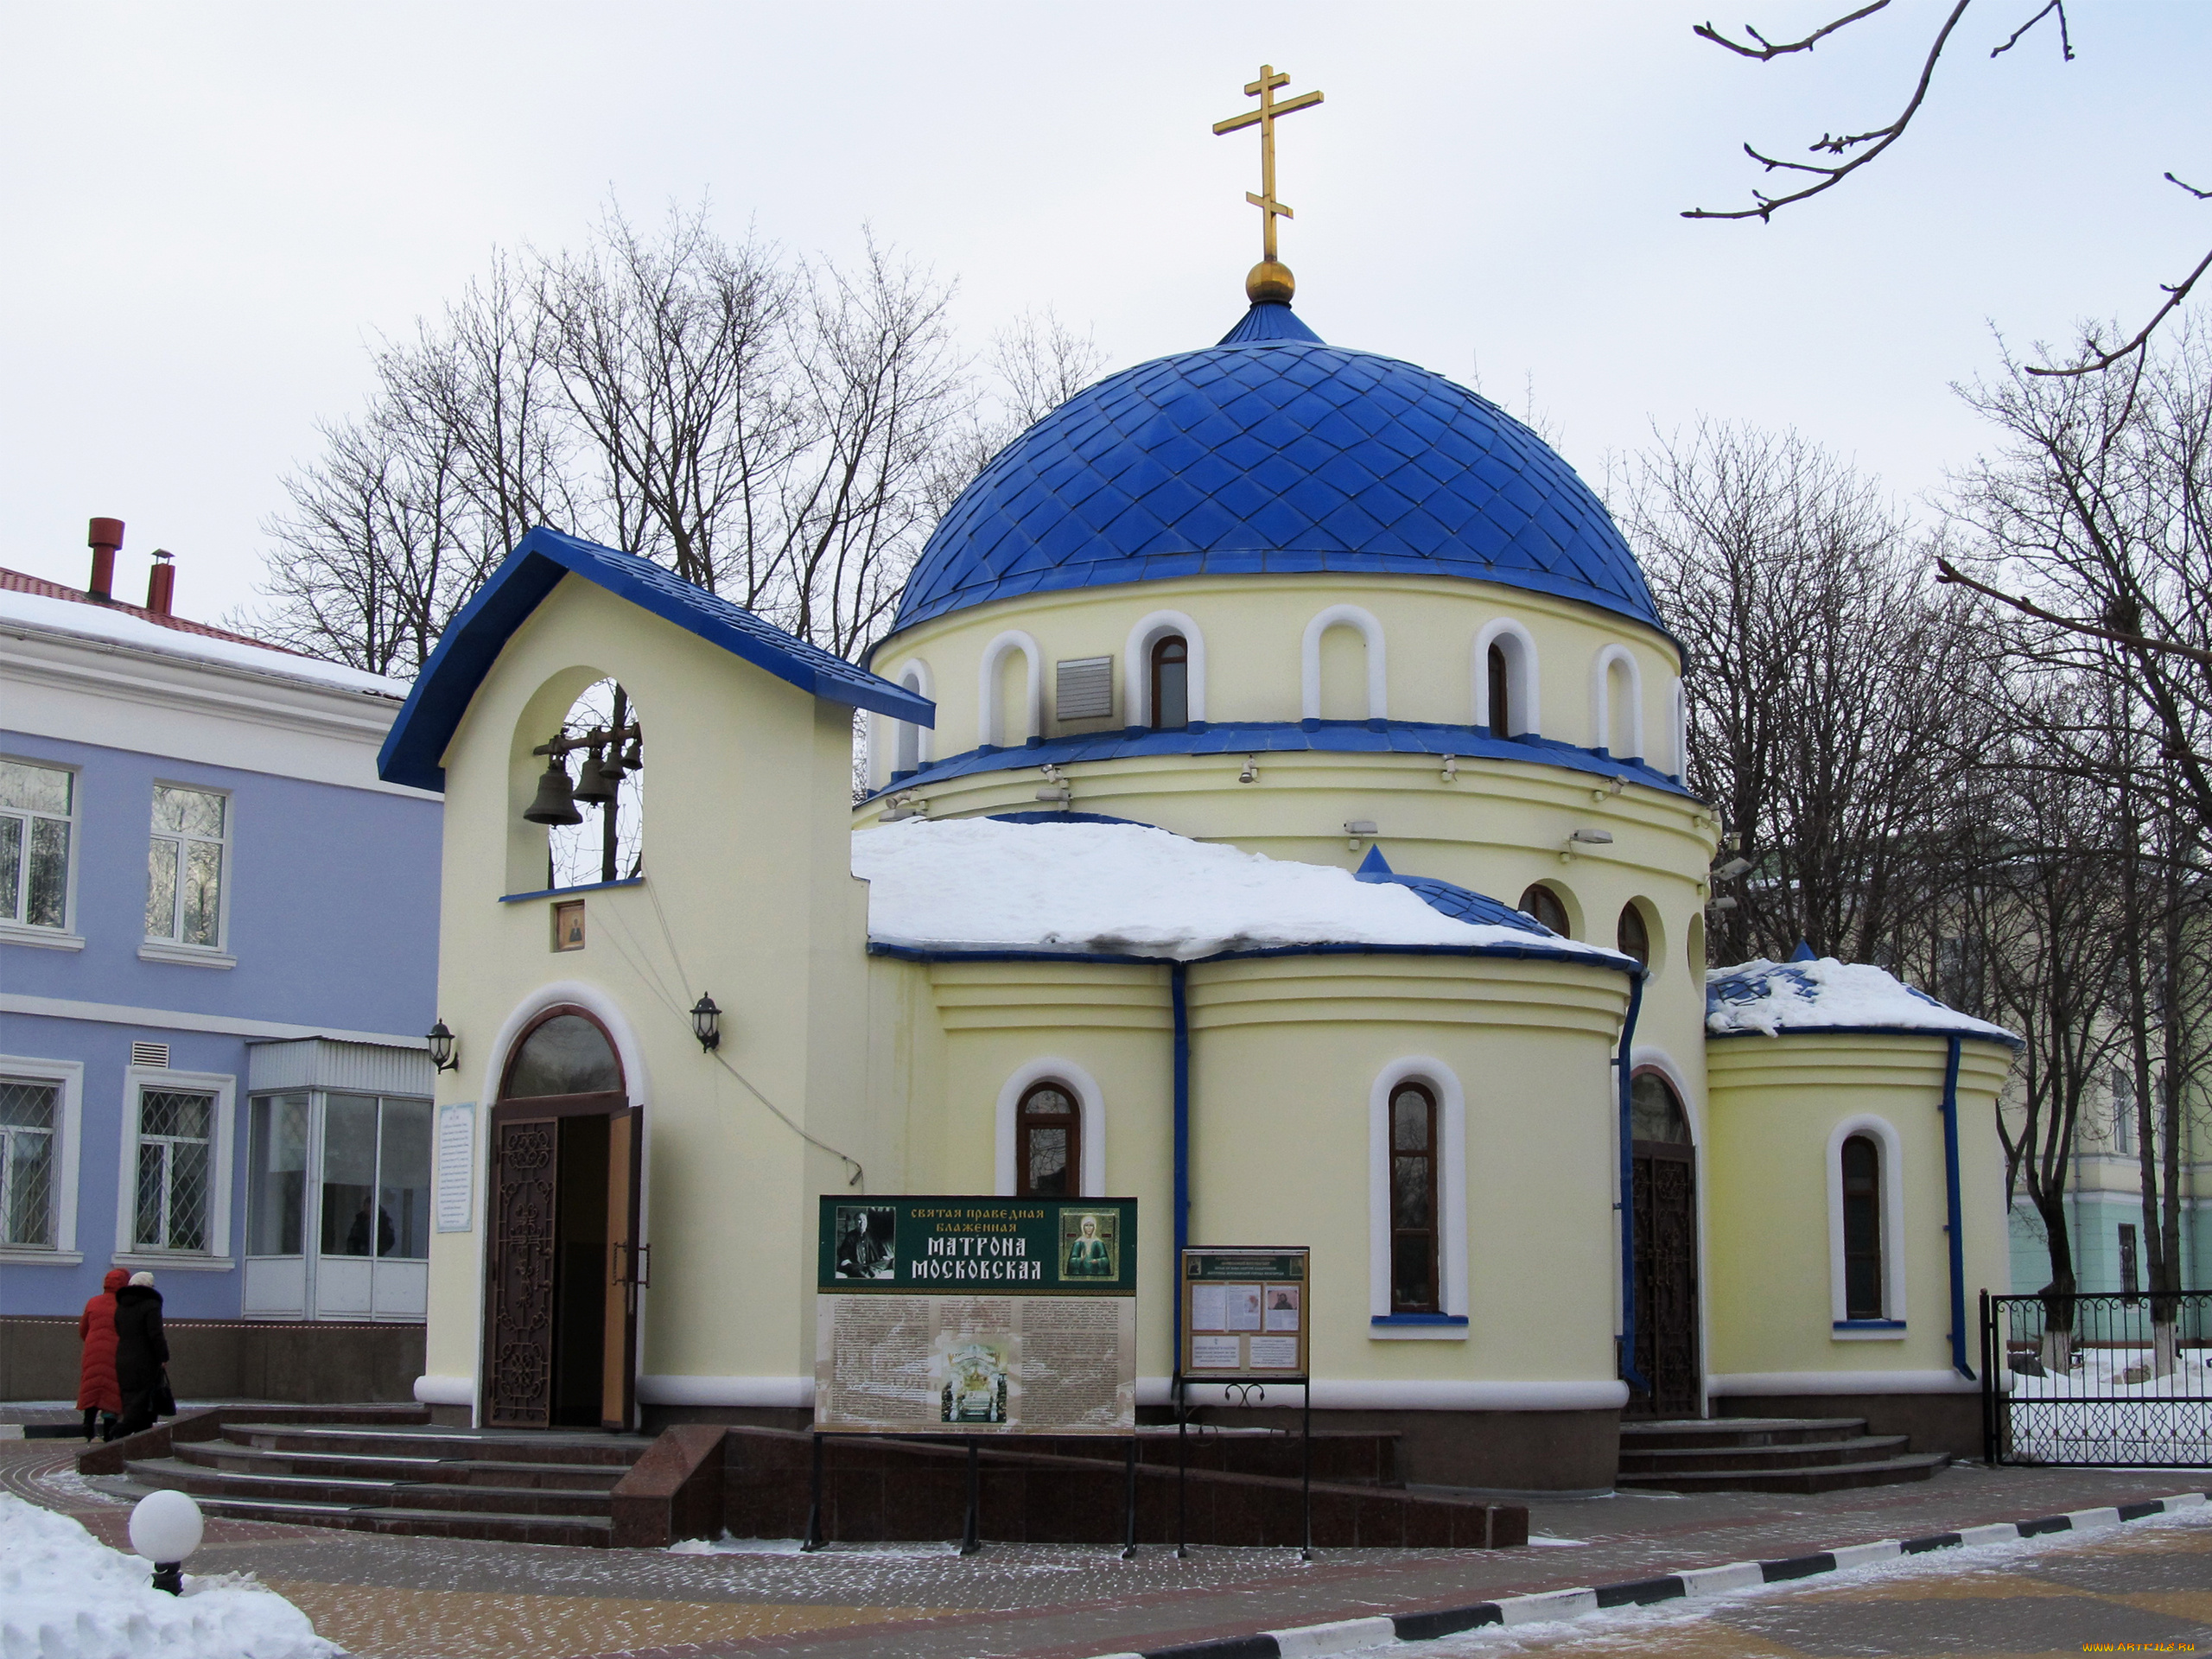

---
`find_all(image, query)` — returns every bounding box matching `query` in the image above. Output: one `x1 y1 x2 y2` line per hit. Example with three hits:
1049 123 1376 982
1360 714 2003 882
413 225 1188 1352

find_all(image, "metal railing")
1981 1288 2212 1467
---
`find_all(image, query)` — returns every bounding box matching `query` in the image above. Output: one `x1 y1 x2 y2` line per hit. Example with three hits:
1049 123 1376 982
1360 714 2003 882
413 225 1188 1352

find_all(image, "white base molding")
1184 1379 1629 1412
636 1375 813 1408
1707 1370 1980 1397
412 1374 474 1407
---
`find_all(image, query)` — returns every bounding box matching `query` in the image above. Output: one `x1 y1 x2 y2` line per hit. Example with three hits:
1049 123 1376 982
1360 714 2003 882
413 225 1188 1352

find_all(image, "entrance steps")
124 1421 654 1547
1617 1416 1949 1493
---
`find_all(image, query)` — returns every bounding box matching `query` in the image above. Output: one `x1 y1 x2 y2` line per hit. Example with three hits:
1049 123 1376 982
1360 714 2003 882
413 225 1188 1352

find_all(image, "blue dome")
889 303 1663 636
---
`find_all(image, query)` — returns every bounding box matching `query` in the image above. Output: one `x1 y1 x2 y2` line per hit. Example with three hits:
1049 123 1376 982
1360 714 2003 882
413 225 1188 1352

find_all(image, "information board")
1179 1247 1309 1380
434 1103 474 1232
814 1196 1137 1435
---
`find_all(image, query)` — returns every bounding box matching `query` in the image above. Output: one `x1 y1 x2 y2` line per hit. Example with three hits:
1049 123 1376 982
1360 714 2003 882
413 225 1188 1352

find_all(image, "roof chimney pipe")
146 549 175 615
86 517 124 603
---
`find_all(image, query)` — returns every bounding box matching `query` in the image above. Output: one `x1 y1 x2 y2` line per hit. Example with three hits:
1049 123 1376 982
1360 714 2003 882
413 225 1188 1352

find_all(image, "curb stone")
1088 1490 2209 1659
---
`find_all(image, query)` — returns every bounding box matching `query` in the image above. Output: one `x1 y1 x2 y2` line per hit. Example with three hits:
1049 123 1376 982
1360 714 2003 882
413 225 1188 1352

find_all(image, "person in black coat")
112 1271 169 1438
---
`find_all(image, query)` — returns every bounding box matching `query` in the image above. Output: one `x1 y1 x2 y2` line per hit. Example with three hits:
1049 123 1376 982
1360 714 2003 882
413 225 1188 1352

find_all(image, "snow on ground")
2005 1347 2212 1464
0 587 409 698
1706 956 2016 1041
854 817 1625 963
0 1492 338 1659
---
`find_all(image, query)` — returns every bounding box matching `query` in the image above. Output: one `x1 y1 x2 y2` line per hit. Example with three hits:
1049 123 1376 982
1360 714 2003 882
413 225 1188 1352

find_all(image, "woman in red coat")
78 1268 128 1441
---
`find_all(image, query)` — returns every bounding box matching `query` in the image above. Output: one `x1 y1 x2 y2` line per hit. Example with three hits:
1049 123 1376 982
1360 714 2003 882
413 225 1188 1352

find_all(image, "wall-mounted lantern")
427 1020 460 1072
690 994 722 1052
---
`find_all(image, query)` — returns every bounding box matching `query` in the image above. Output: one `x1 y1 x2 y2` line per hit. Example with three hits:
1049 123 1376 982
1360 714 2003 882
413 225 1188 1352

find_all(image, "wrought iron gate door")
486 1114 559 1427
1630 1147 1701 1419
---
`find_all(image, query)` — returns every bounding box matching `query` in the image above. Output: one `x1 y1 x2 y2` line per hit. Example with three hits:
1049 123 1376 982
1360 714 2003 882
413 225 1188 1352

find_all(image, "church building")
378 119 2018 1489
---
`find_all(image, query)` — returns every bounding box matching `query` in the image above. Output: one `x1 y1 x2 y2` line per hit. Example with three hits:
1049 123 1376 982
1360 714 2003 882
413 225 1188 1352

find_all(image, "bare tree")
1624 421 1977 963
1686 3 2210 376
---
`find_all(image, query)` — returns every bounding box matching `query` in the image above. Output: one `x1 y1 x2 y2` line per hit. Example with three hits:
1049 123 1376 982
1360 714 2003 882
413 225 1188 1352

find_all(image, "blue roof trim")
880 317 1668 643
378 527 936 791
1352 843 1554 937
1707 1023 2024 1051
859 721 1694 804
868 938 1637 974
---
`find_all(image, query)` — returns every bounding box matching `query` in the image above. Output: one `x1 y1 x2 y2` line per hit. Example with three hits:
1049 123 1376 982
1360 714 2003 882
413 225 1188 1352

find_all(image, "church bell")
571 747 621 806
524 758 583 825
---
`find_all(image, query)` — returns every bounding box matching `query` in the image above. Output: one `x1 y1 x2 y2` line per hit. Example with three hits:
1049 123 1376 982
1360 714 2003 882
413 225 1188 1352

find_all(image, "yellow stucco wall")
1703 1033 2015 1383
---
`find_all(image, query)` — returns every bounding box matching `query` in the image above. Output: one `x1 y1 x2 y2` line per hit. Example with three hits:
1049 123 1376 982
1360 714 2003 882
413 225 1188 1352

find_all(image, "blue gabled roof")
881 303 1665 642
378 526 935 792
1353 845 1554 937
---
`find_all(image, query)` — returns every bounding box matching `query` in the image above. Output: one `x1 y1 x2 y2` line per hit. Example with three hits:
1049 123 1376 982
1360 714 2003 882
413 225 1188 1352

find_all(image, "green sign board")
816 1196 1138 1296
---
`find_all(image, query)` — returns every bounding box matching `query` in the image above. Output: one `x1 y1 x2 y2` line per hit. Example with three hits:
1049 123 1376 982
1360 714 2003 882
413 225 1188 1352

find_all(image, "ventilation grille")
131 1042 171 1070
1056 657 1115 721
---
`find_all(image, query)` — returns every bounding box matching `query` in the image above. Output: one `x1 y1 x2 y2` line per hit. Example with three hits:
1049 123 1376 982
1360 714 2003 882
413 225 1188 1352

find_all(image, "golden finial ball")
1245 261 1295 304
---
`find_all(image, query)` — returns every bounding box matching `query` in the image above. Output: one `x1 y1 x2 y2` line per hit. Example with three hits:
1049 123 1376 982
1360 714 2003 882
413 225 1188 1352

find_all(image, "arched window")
1486 644 1510 739
537 679 644 891
1617 903 1650 967
1389 1080 1440 1313
1016 1081 1080 1198
1840 1135 1883 1319
1151 635 1189 731
1630 1071 1690 1147
502 1011 622 1100
1519 883 1570 936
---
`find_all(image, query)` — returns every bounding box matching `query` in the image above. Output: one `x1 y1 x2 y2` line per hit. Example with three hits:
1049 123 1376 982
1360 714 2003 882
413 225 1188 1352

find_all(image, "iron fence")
1981 1288 2212 1467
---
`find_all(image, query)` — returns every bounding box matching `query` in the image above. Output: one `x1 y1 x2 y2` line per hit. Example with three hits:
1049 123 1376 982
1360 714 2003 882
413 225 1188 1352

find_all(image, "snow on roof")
1706 956 2018 1043
853 817 1633 965
0 585 409 698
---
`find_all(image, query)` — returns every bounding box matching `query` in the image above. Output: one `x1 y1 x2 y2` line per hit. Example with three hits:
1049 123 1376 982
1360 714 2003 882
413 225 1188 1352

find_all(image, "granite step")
126 1457 615 1518
1617 1451 1952 1495
179 1439 625 1491
1618 1416 1870 1451
1618 1433 1914 1474
131 1489 614 1547
219 1422 651 1466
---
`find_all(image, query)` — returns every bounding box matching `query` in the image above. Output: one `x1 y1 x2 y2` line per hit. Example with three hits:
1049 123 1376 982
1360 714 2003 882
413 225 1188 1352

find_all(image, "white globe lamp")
130 1489 204 1594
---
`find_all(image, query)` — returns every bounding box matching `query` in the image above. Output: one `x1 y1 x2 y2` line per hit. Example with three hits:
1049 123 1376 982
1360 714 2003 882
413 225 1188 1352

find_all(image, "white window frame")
1368 1057 1468 1338
1123 611 1210 729
0 754 84 951
995 1058 1105 1198
1827 1113 1907 1335
1667 676 1688 783
1471 620 1541 738
873 658 936 788
141 781 236 968
113 1064 238 1270
976 631 1044 748
1301 604 1388 722
0 1055 85 1265
1589 645 1644 761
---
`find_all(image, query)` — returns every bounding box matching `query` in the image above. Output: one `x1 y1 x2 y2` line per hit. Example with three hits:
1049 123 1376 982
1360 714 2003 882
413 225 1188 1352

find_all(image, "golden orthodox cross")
1211 64 1324 266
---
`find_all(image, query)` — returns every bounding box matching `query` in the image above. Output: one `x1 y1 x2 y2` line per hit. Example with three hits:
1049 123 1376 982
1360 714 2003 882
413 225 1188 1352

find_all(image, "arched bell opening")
523 678 645 892
485 1007 642 1432
1625 1069 1701 1420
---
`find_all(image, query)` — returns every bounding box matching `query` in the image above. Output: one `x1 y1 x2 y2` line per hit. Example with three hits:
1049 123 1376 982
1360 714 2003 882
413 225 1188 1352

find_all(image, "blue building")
1 532 440 1397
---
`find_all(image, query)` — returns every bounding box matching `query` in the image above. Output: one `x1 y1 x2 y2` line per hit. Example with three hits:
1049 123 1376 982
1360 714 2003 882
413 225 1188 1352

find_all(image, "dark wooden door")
486 1111 560 1427
1629 1143 1701 1419
601 1105 642 1433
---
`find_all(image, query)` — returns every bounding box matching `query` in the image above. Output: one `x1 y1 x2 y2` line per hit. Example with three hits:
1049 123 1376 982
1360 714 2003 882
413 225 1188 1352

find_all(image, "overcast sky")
3 3 2205 625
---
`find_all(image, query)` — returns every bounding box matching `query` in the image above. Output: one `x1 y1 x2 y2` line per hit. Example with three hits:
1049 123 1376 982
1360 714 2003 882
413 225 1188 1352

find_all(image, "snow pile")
0 1493 338 1658
0 587 409 698
853 817 1624 963
1707 956 2016 1041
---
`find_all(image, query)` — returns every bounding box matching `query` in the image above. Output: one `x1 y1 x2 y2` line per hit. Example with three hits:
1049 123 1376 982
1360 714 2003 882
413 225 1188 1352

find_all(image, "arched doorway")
1626 1070 1700 1418
486 1008 642 1431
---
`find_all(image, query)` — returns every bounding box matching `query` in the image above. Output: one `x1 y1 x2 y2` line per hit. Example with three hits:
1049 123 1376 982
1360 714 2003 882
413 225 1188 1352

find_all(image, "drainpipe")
1939 1033 1975 1382
1615 970 1649 1396
1171 961 1191 1373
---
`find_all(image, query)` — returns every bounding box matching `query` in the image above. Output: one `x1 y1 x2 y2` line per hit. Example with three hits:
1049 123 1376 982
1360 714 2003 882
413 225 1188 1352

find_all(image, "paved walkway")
7 1431 2208 1658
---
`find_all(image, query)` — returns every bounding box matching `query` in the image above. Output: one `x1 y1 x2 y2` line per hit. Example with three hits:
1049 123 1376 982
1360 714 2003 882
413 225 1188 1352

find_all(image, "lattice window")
135 1087 213 1251
0 1079 57 1248
1016 1082 1080 1198
1389 1081 1440 1313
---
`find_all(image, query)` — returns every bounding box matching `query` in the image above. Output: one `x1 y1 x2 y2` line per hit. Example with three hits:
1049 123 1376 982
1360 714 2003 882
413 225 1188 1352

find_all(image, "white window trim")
874 657 936 787
1301 604 1388 722
976 631 1044 748
995 1058 1105 1198
1668 676 1688 783
1827 1113 1907 1335
1471 620 1541 737
0 1054 85 1264
0 753 82 941
1368 1058 1468 1338
1589 645 1644 760
145 780 235 953
1122 611 1209 728
113 1064 238 1268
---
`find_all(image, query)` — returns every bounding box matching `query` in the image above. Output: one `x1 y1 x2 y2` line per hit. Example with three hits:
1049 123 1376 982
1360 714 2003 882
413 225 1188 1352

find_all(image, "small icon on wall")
552 899 586 951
